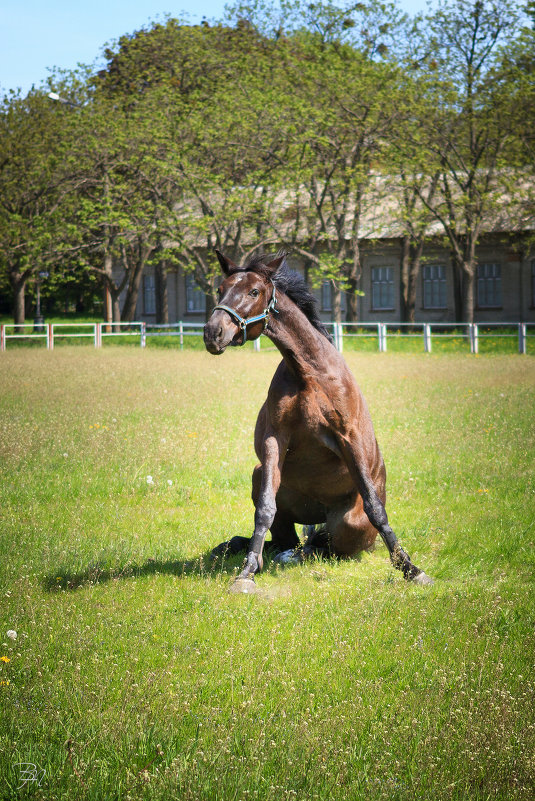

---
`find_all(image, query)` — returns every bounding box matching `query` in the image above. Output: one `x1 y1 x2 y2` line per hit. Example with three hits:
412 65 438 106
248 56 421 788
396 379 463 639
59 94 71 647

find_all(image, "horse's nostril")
217 327 223 339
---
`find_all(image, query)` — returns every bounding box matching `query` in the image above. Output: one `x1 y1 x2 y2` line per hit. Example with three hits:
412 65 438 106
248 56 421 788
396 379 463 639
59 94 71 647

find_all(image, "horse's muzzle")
203 312 240 355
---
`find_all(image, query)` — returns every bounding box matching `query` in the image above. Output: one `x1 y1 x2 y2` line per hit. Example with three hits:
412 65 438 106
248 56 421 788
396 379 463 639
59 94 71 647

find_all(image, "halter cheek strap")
211 284 278 345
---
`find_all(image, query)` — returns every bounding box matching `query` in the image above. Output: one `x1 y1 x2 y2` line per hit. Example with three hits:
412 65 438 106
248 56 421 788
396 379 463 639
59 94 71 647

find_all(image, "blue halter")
211 283 278 344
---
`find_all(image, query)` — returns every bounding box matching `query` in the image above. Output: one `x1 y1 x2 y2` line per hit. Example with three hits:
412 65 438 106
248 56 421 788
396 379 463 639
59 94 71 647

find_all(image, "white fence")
1 320 533 353
330 321 533 355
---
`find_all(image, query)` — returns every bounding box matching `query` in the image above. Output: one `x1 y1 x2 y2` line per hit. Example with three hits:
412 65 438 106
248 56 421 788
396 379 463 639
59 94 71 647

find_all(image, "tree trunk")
111 291 122 329
332 285 342 324
103 250 114 332
156 262 169 325
461 262 475 325
345 244 362 322
400 236 411 324
400 236 424 325
121 239 154 322
346 279 359 322
10 272 26 326
451 255 463 322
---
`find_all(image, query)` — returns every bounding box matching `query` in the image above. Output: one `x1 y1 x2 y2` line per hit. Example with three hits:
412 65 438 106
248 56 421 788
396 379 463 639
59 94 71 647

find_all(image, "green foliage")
0 0 533 327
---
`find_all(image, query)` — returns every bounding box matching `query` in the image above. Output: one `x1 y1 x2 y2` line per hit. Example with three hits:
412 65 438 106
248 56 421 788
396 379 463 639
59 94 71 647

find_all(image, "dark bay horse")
203 250 433 592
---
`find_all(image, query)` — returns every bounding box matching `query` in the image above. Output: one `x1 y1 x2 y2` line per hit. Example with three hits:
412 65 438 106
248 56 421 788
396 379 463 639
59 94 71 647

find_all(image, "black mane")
240 253 333 342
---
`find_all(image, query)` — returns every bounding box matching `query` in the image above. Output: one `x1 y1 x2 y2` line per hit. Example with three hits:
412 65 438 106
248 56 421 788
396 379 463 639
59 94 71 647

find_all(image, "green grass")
0 349 534 801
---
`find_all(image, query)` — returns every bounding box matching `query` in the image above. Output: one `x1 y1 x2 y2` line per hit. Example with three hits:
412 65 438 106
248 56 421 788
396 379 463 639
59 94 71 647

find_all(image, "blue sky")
1 0 428 96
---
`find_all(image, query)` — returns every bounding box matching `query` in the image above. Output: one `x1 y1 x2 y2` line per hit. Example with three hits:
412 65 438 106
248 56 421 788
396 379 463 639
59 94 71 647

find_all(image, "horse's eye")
249 289 260 298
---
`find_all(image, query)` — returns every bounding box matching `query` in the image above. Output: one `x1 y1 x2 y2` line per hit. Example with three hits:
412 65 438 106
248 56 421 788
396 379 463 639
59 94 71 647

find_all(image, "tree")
0 89 80 324
224 1 411 321
410 0 526 323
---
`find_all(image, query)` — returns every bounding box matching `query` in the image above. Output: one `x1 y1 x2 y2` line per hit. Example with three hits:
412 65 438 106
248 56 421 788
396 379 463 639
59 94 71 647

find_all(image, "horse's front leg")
231 430 288 593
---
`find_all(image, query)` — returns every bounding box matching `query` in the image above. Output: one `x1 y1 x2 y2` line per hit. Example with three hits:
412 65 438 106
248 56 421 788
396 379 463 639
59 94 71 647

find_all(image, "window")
371 267 394 310
423 264 447 309
477 263 502 308
321 281 345 313
185 273 205 313
143 274 156 315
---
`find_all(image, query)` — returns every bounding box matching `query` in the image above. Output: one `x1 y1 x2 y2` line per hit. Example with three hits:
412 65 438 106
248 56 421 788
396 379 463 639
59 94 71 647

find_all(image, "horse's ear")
215 250 239 276
263 252 286 276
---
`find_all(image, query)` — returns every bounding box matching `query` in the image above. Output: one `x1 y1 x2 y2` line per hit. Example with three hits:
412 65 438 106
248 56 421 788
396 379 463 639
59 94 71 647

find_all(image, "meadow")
0 347 534 801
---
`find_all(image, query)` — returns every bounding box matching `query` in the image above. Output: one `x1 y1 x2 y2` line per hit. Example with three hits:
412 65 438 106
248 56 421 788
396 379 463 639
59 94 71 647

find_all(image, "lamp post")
33 271 49 332
47 92 83 108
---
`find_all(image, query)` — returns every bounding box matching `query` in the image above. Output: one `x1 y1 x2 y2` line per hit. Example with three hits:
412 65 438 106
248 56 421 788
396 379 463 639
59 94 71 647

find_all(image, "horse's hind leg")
327 495 378 558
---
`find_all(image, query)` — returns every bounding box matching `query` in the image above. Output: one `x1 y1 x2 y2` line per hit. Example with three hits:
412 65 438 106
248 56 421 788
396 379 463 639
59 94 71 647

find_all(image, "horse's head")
203 250 284 355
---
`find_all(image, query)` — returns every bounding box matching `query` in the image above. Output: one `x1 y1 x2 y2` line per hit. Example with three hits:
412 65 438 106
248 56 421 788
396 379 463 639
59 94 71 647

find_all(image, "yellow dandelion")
0 656 10 663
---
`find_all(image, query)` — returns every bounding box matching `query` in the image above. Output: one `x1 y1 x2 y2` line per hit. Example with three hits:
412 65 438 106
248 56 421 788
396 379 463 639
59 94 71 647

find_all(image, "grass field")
0 348 534 801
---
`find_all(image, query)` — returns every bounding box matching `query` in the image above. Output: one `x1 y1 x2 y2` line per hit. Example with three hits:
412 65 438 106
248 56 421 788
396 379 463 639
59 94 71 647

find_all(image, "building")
134 233 535 325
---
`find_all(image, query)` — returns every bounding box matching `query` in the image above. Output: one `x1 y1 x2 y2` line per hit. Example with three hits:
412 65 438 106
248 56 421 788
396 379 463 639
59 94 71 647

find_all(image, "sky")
1 0 428 97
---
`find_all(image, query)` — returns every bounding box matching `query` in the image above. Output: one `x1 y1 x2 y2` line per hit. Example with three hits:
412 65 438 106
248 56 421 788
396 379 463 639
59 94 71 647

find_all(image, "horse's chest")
284 393 342 453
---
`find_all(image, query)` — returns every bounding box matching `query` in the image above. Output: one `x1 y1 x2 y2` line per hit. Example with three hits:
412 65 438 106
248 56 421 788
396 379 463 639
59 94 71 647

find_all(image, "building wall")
133 238 535 325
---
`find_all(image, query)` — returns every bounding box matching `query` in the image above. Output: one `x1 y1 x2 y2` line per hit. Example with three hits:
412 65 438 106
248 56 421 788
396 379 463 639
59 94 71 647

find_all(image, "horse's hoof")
229 577 257 594
273 548 304 566
412 570 434 586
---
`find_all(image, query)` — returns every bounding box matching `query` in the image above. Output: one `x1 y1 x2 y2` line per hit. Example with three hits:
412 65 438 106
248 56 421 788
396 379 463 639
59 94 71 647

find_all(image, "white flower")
6 630 17 640
167 480 173 486
146 475 155 485
63 453 68 458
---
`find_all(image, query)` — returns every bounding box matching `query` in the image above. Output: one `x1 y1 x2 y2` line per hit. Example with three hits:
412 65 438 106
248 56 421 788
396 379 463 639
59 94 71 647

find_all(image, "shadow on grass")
42 543 289 592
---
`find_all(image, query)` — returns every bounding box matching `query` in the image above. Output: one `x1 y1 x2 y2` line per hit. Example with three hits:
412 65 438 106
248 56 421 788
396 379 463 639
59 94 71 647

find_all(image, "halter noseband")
211 282 278 345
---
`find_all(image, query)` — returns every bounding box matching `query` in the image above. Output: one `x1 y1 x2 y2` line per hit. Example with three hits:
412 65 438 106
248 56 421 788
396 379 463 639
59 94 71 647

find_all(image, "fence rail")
1 320 533 353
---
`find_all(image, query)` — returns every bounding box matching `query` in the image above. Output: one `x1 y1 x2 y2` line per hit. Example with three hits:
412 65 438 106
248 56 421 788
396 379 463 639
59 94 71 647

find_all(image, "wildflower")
167 480 173 487
146 476 155 485
6 630 16 641
0 656 10 663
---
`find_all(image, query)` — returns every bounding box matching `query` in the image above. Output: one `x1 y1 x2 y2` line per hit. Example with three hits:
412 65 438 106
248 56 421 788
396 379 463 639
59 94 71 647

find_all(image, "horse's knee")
251 464 262 505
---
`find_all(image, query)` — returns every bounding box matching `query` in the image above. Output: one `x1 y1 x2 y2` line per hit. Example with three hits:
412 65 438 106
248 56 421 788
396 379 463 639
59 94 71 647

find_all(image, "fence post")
469 323 479 354
47 323 54 351
337 323 344 353
332 323 340 352
179 321 184 350
423 324 432 353
140 322 146 348
0 324 4 352
254 337 261 352
519 323 527 355
378 323 387 352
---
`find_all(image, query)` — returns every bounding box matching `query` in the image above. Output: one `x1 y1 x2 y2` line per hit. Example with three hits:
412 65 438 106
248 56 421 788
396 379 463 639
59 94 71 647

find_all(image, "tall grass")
0 349 534 800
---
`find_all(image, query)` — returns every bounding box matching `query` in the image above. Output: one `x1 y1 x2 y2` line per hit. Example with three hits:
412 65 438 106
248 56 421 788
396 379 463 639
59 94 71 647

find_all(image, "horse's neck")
265 293 336 379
